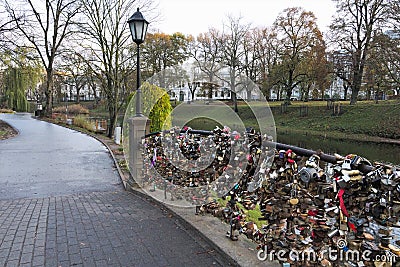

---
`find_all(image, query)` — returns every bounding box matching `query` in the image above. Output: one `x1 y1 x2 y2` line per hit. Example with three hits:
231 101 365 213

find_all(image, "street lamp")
128 8 149 117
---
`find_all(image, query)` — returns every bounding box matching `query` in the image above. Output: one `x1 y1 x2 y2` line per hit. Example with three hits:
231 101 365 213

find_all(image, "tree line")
0 0 399 137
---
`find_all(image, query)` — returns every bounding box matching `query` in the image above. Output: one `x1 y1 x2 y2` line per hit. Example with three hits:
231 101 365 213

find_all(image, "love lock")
299 167 318 187
141 126 400 265
306 154 321 169
342 158 352 170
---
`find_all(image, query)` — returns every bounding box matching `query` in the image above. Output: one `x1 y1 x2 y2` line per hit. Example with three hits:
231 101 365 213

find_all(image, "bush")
73 115 95 132
127 82 173 132
53 104 89 115
141 82 172 132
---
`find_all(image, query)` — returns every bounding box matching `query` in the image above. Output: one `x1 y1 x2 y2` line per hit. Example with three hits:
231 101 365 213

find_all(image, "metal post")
135 44 142 116
65 92 68 121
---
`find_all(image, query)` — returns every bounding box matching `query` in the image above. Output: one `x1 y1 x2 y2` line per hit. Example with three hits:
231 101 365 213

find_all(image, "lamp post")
128 8 149 117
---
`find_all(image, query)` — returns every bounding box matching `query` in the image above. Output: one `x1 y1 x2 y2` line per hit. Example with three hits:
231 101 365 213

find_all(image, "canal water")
277 131 400 166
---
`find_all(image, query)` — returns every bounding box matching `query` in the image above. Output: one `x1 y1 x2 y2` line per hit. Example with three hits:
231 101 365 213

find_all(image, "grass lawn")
273 100 400 140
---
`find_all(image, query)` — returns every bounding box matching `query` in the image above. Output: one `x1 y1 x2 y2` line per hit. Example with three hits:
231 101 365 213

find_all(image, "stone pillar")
128 116 150 189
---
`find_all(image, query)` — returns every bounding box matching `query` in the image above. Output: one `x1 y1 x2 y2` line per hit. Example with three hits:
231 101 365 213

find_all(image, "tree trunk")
44 70 54 116
284 87 293 105
304 86 310 102
343 85 348 101
191 90 195 102
107 106 116 138
76 87 80 103
247 89 252 101
350 65 362 105
92 86 98 105
230 68 238 112
350 73 362 105
232 91 238 112
350 89 358 105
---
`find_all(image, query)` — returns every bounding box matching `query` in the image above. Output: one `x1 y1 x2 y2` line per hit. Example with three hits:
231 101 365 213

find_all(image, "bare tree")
242 28 262 101
78 0 156 137
190 28 224 98
217 15 250 112
329 0 389 104
2 0 80 115
0 5 17 35
330 50 354 100
365 31 400 99
0 4 18 57
61 51 89 103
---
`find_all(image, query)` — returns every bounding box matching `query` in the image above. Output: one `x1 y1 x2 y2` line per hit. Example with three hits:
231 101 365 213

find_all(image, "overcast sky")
151 0 337 36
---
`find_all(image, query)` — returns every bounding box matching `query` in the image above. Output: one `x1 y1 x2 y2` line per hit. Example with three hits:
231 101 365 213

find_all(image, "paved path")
0 113 236 267
0 113 120 199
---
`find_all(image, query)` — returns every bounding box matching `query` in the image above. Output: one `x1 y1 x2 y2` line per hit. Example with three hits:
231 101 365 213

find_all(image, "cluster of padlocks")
141 127 400 266
141 126 254 203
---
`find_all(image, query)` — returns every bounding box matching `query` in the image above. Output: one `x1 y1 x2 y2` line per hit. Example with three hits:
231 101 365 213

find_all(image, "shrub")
73 115 95 132
141 82 172 132
53 104 89 115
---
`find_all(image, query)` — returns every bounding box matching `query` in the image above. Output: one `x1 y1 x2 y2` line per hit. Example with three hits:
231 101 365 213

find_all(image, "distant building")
269 87 301 101
167 84 232 102
165 66 263 102
59 75 102 102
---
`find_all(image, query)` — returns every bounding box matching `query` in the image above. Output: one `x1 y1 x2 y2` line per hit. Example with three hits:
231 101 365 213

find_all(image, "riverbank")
270 100 400 143
181 100 400 144
276 126 400 145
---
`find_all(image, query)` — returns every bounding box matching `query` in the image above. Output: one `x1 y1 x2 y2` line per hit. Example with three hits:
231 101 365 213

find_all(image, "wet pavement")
0 113 121 199
0 113 236 267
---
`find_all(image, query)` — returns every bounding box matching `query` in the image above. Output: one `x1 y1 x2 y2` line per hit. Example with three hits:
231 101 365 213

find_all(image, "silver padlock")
342 159 352 170
380 197 387 207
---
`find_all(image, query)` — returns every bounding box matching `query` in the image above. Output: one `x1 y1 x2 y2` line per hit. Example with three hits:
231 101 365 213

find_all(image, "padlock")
289 198 299 205
143 125 400 261
380 197 387 207
339 211 348 231
342 159 352 170
299 167 318 187
327 228 339 238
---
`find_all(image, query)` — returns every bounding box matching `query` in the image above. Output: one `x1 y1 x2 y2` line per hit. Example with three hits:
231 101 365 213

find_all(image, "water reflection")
277 132 400 165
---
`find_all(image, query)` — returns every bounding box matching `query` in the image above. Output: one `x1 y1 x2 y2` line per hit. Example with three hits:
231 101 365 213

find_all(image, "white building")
165 65 263 102
269 87 301 101
60 76 102 102
167 84 232 102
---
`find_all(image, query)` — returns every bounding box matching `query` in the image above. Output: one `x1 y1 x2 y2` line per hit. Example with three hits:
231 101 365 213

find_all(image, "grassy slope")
271 100 400 142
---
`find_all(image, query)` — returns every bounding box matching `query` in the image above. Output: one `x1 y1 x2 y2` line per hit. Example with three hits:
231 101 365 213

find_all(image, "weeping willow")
4 68 27 111
3 66 40 112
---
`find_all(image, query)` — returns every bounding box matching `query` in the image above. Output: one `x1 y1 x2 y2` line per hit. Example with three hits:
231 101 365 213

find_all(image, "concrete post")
128 116 150 189
114 126 121 145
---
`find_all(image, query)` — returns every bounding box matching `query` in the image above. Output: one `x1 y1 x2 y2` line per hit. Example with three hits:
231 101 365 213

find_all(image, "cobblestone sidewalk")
0 190 237 267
